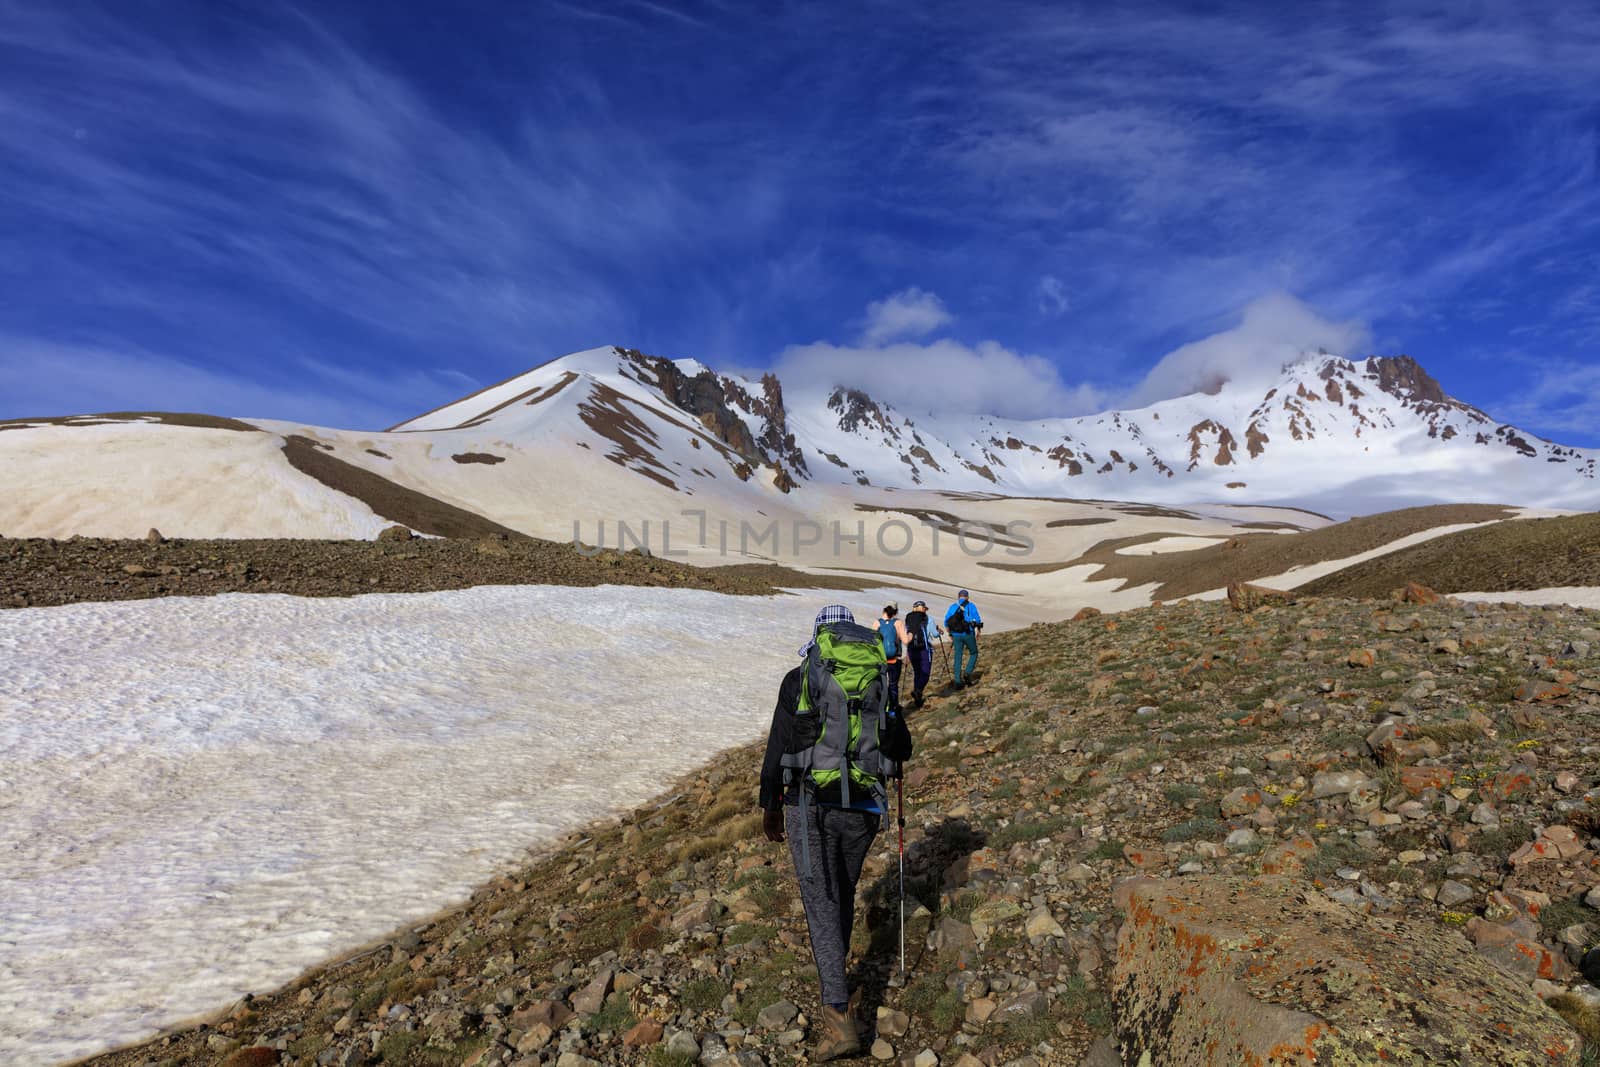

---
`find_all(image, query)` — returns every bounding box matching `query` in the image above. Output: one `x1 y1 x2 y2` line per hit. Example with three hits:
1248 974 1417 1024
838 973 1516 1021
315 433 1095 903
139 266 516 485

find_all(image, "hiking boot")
813 1005 861 1061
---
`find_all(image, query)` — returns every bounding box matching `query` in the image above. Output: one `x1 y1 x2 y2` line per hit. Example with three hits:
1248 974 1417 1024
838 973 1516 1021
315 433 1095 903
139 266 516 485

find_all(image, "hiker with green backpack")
759 605 913 1061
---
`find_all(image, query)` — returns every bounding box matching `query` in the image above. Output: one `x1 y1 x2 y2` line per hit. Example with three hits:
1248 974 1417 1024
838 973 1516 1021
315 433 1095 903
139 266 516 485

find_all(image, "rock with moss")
1113 874 1581 1065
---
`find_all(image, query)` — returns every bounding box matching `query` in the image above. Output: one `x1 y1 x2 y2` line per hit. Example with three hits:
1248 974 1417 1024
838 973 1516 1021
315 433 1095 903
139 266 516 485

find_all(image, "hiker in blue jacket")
944 589 983 688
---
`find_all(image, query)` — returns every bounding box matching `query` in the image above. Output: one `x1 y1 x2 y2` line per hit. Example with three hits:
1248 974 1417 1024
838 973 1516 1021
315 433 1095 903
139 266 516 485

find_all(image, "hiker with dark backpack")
944 589 983 688
760 605 913 1061
903 600 939 709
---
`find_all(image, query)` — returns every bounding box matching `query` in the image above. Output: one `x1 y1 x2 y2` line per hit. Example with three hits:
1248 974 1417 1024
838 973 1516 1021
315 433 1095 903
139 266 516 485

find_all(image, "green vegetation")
679 977 728 1014
1160 817 1223 843
588 991 636 1033
990 815 1073 848
903 973 963 1032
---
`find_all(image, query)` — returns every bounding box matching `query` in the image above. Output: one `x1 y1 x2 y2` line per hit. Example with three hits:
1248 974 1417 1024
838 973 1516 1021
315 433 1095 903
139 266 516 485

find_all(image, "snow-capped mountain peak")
384 345 1594 512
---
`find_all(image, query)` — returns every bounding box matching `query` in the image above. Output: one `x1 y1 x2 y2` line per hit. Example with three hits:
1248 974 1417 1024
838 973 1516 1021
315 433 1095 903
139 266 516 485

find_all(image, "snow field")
1452 587 1600 609
0 585 859 1065
1113 535 1229 555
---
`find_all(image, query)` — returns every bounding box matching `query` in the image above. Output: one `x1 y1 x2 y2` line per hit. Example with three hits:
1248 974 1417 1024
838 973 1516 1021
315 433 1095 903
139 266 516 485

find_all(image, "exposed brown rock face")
1113 875 1580 1067
1245 420 1270 458
828 386 900 440
962 460 998 483
1366 354 1448 405
909 444 944 472
640 355 761 459
1186 419 1238 468
1048 444 1085 475
752 373 809 478
576 382 681 491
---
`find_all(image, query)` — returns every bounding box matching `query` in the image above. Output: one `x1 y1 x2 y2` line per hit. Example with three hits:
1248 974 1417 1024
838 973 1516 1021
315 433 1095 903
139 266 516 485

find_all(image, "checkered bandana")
798 604 856 656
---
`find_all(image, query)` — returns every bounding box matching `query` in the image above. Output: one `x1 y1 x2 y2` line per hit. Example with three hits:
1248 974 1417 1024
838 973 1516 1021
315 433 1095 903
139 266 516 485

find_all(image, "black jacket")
759 664 913 811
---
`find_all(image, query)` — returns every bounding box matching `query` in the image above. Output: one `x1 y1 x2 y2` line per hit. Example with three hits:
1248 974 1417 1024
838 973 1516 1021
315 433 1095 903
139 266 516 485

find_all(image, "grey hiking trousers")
785 802 879 1006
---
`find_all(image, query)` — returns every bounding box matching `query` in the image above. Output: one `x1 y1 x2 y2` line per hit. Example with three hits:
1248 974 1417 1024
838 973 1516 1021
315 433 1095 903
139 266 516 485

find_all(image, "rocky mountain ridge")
388 346 1597 509
3 345 1595 545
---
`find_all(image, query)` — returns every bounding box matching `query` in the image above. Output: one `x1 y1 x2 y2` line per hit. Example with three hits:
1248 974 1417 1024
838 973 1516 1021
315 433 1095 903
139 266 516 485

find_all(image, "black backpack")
946 605 971 634
906 610 928 652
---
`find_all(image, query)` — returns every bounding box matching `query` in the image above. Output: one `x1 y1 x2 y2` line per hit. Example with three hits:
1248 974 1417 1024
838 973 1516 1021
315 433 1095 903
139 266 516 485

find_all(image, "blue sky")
2 1 1598 444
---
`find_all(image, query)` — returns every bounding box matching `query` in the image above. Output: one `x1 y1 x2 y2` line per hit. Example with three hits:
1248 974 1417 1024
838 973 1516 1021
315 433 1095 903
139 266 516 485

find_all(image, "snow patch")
0 585 848 1065
1452 587 1600 609
1114 536 1228 556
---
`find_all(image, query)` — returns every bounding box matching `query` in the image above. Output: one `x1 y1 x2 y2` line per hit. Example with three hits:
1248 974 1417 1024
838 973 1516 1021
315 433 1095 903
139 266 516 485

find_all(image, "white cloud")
777 338 1105 420
780 289 1104 419
1038 275 1070 316
1125 293 1370 406
859 288 953 344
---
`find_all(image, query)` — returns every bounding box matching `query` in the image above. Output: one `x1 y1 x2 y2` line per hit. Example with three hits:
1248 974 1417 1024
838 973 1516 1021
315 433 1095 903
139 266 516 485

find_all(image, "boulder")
623 1019 665 1047
1071 606 1102 621
377 524 415 542
1226 582 1290 613
510 999 573 1032
145 527 165 543
570 969 614 1015
1112 875 1579 1066
1397 581 1442 605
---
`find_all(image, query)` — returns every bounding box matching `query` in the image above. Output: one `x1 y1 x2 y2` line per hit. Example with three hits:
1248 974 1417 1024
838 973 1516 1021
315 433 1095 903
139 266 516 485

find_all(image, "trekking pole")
897 774 906 976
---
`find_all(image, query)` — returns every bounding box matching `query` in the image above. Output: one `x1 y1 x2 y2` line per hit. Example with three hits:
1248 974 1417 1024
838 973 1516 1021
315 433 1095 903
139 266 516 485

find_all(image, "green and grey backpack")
781 620 898 846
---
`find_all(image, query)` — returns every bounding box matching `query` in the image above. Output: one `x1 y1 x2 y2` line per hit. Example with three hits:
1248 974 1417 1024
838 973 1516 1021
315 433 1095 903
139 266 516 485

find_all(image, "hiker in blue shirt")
944 589 983 688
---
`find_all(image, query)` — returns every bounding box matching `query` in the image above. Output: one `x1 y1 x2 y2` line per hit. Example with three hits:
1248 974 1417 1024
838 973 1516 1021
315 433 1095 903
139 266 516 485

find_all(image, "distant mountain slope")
383 345 1598 510
977 503 1519 601
1299 512 1600 598
1 346 1593 559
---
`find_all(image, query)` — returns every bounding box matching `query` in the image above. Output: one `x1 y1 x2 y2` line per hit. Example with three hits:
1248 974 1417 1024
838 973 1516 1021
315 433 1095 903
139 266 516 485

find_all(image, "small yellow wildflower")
1439 911 1470 924
1280 792 1300 808
1264 783 1280 795
1515 739 1539 750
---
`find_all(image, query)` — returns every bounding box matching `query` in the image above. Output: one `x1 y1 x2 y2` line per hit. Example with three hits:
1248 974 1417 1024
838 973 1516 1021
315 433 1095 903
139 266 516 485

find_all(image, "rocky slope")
0 530 872 611
78 589 1600 1067
1301 512 1600 599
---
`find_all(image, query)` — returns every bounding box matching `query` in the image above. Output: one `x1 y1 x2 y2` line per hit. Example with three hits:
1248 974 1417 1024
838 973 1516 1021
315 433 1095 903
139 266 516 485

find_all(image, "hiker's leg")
788 803 851 1007
825 808 879 970
886 659 902 711
911 648 930 695
952 634 974 683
